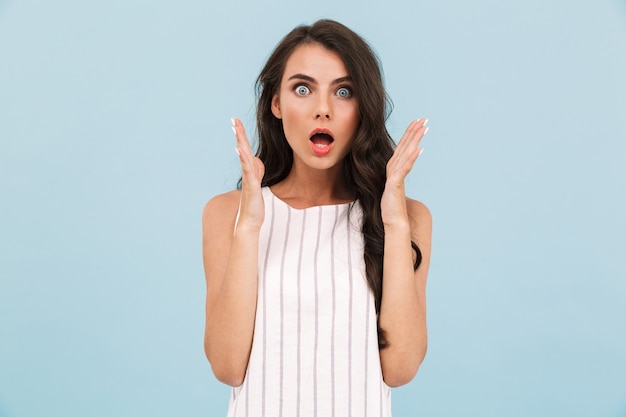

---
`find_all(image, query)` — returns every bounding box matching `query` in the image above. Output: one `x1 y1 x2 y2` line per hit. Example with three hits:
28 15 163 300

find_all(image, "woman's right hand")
232 118 265 233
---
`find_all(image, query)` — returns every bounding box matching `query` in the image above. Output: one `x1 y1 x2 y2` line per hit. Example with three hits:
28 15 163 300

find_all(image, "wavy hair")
247 19 422 349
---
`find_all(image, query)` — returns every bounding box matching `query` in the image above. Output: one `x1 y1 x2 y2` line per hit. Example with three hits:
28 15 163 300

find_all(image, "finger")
232 119 262 185
396 119 423 146
240 149 258 180
392 120 416 157
387 119 428 183
400 118 427 150
389 147 421 183
393 119 426 165
231 122 257 185
233 120 251 156
231 117 254 155
395 119 428 166
390 120 425 171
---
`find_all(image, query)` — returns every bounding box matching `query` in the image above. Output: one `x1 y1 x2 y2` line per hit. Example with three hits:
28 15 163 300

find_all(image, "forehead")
282 43 349 80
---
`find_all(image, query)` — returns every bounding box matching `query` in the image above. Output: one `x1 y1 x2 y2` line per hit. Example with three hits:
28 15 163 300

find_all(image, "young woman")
202 19 432 417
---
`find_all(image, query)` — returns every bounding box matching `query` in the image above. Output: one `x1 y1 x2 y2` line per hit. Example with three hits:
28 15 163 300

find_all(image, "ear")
271 94 282 119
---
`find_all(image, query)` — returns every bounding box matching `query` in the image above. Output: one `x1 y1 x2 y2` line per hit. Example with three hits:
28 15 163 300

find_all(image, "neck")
271 162 354 208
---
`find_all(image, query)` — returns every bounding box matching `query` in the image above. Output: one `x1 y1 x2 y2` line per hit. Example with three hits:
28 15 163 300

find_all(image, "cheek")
279 109 301 144
280 101 307 131
338 100 359 116
341 104 360 132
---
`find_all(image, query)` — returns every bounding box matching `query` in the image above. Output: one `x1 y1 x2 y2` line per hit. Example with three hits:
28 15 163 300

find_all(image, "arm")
203 119 265 386
378 119 432 387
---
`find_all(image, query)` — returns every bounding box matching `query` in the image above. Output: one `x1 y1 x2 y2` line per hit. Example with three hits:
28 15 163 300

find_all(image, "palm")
381 119 428 226
233 118 265 231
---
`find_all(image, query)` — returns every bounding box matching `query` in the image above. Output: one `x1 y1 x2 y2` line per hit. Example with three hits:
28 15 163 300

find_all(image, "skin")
270 43 360 203
203 43 432 388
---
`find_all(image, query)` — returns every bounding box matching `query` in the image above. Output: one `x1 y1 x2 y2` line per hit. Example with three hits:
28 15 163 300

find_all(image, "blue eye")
295 85 310 95
337 87 352 98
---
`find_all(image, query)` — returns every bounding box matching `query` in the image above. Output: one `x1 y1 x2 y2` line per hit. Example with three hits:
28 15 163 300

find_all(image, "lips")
309 128 334 156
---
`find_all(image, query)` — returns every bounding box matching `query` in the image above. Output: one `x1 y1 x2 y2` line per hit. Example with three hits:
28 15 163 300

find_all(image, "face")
271 43 359 172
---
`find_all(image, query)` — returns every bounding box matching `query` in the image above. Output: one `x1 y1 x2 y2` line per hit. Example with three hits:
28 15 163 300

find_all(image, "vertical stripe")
227 195 391 417
346 215 353 415
279 207 291 417
261 195 276 417
232 387 238 417
330 205 339 417
386 387 391 417
313 206 323 417
296 211 306 417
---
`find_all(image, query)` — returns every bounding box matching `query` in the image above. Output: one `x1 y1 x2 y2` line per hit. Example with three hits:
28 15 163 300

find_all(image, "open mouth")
310 132 334 149
309 128 335 156
309 127 335 150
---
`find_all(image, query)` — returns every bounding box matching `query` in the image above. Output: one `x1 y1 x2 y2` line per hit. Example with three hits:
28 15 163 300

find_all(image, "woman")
202 19 431 416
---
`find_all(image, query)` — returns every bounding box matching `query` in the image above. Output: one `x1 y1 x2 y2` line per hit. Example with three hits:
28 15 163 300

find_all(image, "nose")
315 95 331 120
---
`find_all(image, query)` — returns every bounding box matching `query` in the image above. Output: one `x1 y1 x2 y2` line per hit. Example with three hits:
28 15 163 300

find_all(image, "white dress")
227 187 392 417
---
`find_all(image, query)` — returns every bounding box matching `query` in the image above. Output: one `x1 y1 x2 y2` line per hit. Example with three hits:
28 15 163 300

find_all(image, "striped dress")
227 186 392 417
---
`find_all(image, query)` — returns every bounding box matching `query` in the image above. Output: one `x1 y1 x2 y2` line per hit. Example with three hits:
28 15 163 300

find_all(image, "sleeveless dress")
227 187 392 417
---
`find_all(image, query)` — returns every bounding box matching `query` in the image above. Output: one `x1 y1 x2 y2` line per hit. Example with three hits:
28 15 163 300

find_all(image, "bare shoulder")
406 197 431 225
202 190 242 242
405 197 432 243
203 190 241 224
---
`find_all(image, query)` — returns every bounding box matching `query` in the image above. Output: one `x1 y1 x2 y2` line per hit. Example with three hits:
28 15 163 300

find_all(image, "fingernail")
424 127 430 135
230 118 236 126
418 148 424 157
423 118 429 126
235 148 241 156
231 126 237 135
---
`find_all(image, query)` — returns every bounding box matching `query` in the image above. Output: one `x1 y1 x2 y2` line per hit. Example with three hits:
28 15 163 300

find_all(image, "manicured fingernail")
418 148 424 157
423 118 429 126
235 148 240 156
230 118 236 126
231 126 237 135
424 127 430 135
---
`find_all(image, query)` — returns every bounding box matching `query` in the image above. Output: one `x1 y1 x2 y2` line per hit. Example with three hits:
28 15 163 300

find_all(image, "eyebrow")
287 73 352 85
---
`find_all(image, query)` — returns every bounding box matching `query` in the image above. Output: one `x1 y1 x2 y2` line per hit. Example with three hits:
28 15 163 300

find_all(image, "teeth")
314 143 328 148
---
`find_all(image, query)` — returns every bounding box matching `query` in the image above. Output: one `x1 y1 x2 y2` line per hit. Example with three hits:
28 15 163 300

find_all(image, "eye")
337 87 352 98
295 85 310 96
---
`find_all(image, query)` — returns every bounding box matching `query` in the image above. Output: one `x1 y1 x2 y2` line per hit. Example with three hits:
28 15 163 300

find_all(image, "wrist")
383 219 411 234
234 221 262 236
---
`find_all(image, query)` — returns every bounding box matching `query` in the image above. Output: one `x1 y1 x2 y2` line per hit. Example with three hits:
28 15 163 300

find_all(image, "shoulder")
202 190 242 230
405 197 432 243
203 190 241 216
406 197 431 223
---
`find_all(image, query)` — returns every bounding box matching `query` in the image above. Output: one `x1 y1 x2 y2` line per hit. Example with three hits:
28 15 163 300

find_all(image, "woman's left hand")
381 118 428 228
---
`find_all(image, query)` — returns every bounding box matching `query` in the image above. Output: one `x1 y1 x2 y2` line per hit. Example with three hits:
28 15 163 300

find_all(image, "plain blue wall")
1 0 625 416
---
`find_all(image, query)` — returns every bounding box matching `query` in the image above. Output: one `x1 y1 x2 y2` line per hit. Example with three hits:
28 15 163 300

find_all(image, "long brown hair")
248 19 422 348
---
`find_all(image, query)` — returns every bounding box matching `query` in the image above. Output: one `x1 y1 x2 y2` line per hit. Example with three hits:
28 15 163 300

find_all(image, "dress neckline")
266 186 356 212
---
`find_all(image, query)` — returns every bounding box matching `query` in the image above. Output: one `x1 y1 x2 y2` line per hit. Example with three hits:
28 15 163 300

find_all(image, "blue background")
1 0 625 416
